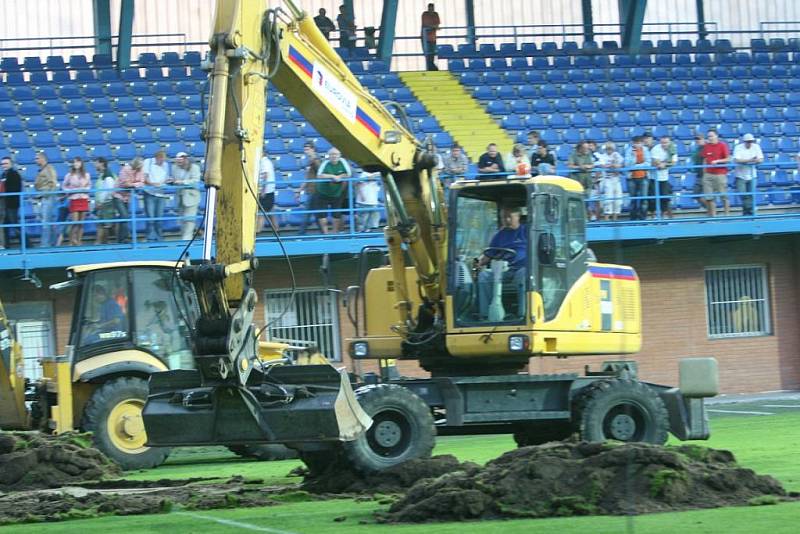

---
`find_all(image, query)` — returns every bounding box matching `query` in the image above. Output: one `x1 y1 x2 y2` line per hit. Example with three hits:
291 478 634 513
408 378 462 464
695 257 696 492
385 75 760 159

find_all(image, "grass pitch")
3 410 799 533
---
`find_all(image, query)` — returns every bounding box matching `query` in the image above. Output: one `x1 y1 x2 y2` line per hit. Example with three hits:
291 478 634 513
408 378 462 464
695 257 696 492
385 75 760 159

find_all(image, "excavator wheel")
342 384 435 473
513 422 574 447
81 376 171 470
573 379 669 445
227 443 298 461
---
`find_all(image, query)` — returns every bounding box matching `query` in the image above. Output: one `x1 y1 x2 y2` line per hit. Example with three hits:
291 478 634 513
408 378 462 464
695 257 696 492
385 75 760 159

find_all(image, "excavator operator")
475 206 528 320
81 284 126 344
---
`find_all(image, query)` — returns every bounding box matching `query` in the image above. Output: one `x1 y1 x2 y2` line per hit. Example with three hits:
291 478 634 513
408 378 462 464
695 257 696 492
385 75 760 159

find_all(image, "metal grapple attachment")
142 364 371 447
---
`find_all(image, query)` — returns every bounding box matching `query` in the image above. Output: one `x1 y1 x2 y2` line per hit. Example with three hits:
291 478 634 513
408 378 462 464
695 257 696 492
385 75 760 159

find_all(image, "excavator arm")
0 299 27 430
142 0 446 450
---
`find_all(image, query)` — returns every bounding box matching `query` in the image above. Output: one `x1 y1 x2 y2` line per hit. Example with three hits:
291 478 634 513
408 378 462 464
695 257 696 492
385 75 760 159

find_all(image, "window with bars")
704 265 771 338
263 287 342 362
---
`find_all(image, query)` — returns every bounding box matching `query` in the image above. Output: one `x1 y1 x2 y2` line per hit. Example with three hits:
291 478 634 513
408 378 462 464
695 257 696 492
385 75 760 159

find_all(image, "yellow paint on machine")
71 350 168 382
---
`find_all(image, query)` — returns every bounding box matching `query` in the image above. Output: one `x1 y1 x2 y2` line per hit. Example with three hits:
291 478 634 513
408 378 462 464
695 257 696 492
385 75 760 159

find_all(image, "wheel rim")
366 409 412 458
107 398 150 454
602 402 647 441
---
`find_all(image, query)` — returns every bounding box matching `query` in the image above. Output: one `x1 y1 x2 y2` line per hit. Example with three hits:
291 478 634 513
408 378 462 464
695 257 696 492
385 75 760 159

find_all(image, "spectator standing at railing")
355 171 382 233
624 136 652 221
0 159 7 250
93 157 117 245
700 129 731 217
506 144 531 177
171 152 202 240
649 136 678 219
113 157 146 244
732 133 764 217
314 8 336 40
690 135 707 210
530 141 555 176
596 142 624 221
62 157 91 246
0 157 22 249
314 148 352 234
525 131 541 160
298 141 321 235
34 152 59 248
567 142 594 218
478 143 505 177
257 151 278 234
337 5 357 50
420 3 440 71
143 150 171 241
442 144 469 184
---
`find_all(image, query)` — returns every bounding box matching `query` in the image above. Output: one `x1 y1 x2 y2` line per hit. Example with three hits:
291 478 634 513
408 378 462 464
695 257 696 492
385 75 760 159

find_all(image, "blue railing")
0 165 798 259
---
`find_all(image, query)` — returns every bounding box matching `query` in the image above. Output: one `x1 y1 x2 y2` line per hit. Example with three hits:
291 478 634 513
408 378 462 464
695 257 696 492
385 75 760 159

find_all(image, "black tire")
299 447 342 476
227 443 298 461
81 376 171 470
513 422 573 447
573 379 669 445
342 384 435 473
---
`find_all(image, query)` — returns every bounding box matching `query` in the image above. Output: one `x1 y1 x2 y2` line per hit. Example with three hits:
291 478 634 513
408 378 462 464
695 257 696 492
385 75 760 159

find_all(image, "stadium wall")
1 234 798 394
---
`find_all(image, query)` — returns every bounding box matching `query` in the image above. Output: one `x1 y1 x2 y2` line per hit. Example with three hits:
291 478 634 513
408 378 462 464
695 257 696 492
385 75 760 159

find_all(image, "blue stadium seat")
33 131 57 147
123 111 146 127
138 96 161 111
554 99 572 113
183 51 201 67
520 42 538 57
121 68 141 81
115 144 137 160
147 110 170 126
104 81 128 98
601 41 620 54
129 81 151 97
576 97 596 112
1 57 21 71
45 55 66 70
48 115 72 131
152 81 173 96
496 85 515 99
25 116 50 132
15 148 37 165
156 126 180 143
760 122 778 137
5 73 25 85
74 113 98 130
162 95 184 111
82 129 105 146
57 131 81 147
75 70 96 83
505 71 524 84
42 146 63 163
8 132 32 150
590 112 611 127
131 128 155 144
98 113 122 128
168 67 189 80
553 56 571 69
541 42 559 56
90 97 114 113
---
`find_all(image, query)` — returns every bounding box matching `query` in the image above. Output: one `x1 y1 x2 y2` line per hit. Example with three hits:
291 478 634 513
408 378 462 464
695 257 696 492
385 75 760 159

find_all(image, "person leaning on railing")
0 157 22 249
34 151 59 248
648 135 678 219
113 157 145 244
171 151 202 240
62 157 92 246
700 129 731 217
732 133 764 217
92 157 117 245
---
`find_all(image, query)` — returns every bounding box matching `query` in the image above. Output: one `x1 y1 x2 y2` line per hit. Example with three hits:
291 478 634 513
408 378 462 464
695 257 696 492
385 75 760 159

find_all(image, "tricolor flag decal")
588 266 637 281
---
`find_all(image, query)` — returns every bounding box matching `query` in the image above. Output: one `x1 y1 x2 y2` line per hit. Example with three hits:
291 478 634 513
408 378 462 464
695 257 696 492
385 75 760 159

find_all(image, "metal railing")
0 163 797 257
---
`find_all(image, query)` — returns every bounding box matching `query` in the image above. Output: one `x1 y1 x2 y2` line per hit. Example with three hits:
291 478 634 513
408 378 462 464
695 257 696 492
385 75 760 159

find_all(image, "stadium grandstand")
0 0 799 395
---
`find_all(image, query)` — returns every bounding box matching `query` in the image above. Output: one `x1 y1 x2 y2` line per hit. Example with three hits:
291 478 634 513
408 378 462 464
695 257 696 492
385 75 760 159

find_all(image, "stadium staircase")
399 71 514 159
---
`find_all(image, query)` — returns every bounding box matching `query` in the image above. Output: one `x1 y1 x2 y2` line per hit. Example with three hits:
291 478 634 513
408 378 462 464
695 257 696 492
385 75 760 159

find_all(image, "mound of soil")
0 433 121 492
302 454 479 494
380 441 791 523
0 476 291 525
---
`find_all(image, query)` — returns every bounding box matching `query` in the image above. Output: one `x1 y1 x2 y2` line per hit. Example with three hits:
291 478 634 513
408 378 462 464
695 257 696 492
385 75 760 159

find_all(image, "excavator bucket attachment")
142 365 371 447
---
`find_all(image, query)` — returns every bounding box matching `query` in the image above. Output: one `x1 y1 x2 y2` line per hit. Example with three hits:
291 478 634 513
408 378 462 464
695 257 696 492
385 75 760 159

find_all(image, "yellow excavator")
142 0 719 474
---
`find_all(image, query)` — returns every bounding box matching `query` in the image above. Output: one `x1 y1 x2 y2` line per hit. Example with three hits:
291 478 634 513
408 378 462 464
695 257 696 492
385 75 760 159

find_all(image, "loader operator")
81 284 126 344
475 206 528 320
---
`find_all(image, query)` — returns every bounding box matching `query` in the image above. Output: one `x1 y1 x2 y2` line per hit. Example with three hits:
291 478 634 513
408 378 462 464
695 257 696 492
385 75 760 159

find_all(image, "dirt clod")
0 432 121 492
302 454 479 494
379 442 791 523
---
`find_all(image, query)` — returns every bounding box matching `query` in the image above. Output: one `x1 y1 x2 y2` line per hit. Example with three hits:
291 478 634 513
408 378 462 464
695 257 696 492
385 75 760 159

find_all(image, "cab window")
132 269 194 369
78 270 130 347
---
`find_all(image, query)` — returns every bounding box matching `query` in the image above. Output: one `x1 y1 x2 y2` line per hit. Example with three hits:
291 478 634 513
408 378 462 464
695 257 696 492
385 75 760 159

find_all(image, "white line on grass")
176 512 298 534
762 404 800 408
708 409 775 415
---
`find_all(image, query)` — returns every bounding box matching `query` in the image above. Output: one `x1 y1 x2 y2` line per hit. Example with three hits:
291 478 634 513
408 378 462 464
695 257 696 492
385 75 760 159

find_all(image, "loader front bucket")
142 365 371 447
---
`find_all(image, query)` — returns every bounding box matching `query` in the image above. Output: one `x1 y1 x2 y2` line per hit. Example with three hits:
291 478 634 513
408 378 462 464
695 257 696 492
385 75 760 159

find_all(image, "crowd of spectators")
470 128 780 220
0 124 792 251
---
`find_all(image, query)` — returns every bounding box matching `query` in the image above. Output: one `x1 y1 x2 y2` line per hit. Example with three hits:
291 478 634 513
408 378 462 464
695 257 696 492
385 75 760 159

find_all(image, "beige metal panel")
0 0 95 59
705 0 800 47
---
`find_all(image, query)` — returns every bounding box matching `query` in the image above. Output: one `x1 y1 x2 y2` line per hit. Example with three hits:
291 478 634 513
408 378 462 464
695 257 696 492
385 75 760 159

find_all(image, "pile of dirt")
0 432 121 492
301 454 478 494
0 476 295 525
379 441 793 523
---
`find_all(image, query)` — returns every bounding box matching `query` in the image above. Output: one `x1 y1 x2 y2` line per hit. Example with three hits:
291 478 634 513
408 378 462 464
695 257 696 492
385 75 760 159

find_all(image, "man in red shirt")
421 3 440 71
701 129 730 217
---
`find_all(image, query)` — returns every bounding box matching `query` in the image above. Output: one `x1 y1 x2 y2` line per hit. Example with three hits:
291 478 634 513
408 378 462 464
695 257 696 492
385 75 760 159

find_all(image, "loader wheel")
81 377 171 470
227 444 298 461
343 384 435 473
513 422 573 447
574 379 669 445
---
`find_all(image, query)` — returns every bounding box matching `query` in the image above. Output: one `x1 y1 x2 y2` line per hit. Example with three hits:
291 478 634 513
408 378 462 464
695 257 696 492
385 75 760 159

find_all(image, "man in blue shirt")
82 285 127 344
476 206 528 320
